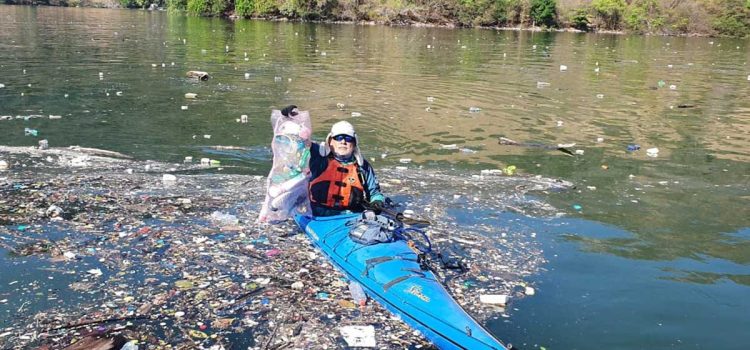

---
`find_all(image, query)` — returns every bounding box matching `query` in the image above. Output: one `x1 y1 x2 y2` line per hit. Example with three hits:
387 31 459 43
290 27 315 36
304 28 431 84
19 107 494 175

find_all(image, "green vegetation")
175 0 750 37
530 0 557 27
6 0 750 37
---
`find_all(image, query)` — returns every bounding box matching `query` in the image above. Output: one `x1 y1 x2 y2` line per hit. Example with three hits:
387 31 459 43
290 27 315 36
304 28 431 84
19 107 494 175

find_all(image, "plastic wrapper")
258 109 313 223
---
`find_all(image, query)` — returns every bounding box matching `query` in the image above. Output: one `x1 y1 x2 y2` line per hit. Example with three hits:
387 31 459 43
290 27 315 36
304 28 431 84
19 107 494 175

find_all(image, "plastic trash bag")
258 109 313 223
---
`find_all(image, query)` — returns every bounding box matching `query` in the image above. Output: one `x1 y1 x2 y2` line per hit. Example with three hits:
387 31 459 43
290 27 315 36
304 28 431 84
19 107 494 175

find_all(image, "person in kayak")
280 105 385 217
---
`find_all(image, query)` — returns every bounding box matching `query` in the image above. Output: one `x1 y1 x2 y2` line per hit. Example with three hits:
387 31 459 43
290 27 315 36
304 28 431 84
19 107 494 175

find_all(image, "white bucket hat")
320 120 363 166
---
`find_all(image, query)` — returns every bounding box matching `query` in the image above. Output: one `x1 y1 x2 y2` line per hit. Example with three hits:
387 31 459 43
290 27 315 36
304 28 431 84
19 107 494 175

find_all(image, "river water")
1 5 749 350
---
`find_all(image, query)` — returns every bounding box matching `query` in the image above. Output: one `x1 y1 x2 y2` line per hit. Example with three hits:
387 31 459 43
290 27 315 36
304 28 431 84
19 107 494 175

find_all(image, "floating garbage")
0 145 564 349
627 144 641 151
38 139 48 150
69 156 90 167
0 160 8 170
479 294 508 306
669 85 677 90
574 149 584 155
572 204 583 211
186 70 210 80
49 115 62 120
210 211 239 226
336 103 345 109
441 144 458 150
240 114 248 123
0 83 4 88
596 137 604 143
658 80 666 88
399 158 412 164
162 174 177 183
646 147 659 157
244 73 250 79
348 280 367 306
596 94 604 99
536 81 551 88
340 325 376 347
559 65 568 72
480 169 503 176
524 286 535 296
274 76 282 82
24 128 38 137
181 105 188 110
427 96 435 102
469 107 481 113
184 93 197 99
351 112 362 117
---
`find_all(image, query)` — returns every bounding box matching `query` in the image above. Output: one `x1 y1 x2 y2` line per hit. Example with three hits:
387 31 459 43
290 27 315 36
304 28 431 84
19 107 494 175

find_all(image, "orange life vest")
309 159 365 210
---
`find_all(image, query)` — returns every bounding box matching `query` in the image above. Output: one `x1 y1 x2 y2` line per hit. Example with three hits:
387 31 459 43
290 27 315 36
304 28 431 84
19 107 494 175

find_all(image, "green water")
1 5 749 349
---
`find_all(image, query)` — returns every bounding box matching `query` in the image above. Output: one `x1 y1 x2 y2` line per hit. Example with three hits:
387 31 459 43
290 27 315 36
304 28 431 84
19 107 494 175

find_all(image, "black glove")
370 200 384 214
281 105 298 117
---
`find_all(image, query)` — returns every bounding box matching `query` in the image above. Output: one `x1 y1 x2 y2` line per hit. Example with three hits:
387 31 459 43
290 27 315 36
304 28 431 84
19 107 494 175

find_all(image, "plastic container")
348 281 367 306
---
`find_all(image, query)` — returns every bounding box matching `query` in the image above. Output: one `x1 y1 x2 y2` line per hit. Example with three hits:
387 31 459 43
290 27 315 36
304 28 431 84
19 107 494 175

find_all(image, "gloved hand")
369 200 384 214
281 105 298 117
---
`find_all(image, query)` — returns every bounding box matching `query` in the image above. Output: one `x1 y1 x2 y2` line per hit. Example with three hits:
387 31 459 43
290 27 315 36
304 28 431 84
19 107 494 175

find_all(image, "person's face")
329 134 355 158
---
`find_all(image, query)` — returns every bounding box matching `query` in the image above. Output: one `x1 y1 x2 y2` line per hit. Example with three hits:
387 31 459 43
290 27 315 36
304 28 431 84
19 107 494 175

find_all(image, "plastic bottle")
348 281 367 307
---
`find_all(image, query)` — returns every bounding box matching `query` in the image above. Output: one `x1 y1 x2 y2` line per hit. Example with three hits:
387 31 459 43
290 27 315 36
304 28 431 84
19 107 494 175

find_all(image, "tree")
709 0 750 36
529 0 556 27
592 0 626 29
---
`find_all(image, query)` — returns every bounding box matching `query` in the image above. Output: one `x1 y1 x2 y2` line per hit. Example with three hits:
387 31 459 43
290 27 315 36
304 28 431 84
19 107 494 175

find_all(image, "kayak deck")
295 213 507 350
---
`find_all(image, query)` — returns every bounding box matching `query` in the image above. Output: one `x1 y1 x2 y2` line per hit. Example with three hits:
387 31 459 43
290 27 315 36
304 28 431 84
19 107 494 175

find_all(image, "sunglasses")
332 134 355 143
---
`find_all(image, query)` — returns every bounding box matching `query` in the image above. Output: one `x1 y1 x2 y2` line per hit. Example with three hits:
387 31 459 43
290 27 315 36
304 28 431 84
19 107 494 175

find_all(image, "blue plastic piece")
627 144 641 151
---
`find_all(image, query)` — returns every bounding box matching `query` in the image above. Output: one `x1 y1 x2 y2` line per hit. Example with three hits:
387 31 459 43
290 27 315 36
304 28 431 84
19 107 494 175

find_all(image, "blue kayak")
295 213 508 350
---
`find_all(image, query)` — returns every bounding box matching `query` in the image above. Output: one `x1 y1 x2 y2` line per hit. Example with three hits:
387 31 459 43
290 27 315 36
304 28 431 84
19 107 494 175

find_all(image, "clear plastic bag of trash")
258 109 313 223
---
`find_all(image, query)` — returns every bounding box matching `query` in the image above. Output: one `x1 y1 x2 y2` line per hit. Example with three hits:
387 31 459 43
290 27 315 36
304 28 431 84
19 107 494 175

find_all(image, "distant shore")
3 2 739 38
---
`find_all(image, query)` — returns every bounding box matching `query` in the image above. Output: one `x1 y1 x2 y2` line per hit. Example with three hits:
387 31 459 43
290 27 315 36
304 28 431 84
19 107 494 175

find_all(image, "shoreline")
2 3 725 38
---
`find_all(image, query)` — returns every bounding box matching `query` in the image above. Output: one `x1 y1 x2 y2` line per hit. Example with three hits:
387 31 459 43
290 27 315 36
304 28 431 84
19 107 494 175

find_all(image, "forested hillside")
7 0 750 36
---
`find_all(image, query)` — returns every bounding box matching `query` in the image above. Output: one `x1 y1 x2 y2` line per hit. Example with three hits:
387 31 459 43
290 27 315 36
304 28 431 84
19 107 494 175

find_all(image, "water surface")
1 5 749 349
